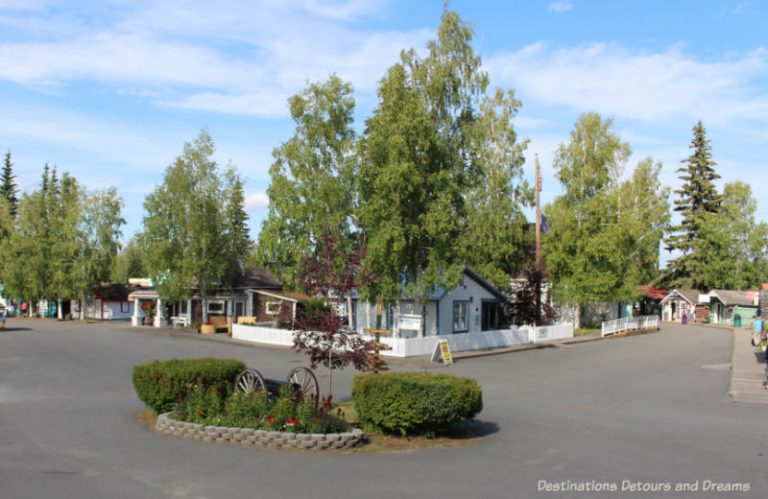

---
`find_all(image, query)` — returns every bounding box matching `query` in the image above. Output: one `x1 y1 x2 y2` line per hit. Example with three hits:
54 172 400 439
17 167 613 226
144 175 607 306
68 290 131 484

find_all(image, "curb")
452 343 557 360
154 412 363 451
728 328 768 405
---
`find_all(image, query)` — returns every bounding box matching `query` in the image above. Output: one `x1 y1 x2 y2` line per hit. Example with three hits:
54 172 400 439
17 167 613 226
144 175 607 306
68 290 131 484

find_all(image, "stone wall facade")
155 413 363 450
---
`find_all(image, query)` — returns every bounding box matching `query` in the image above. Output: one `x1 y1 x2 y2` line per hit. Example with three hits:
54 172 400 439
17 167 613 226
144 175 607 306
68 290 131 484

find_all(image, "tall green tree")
616 158 671 284
1 166 56 313
222 169 251 286
460 89 532 289
544 113 635 326
49 173 84 314
695 181 768 290
0 164 125 316
255 75 357 288
80 188 125 283
111 237 147 283
358 9 502 305
141 130 249 321
1 151 18 217
664 121 721 288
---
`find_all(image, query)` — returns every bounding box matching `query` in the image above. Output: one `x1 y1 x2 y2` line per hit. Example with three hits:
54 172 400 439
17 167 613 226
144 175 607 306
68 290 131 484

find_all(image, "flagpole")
535 154 542 272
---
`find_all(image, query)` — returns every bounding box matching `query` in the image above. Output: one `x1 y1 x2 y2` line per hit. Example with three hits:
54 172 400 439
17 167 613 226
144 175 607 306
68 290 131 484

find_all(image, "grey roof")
661 289 701 306
709 289 757 307
233 267 282 290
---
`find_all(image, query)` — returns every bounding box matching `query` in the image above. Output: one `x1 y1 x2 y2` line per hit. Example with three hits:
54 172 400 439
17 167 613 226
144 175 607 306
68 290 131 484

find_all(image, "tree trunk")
202 292 208 323
574 305 582 330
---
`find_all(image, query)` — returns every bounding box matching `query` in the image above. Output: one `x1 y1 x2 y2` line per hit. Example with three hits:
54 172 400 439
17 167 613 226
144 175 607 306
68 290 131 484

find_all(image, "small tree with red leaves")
506 266 557 327
292 232 373 397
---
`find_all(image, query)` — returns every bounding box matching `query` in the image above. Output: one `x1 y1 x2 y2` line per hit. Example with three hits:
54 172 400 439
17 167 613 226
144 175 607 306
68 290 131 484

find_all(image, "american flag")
536 166 542 192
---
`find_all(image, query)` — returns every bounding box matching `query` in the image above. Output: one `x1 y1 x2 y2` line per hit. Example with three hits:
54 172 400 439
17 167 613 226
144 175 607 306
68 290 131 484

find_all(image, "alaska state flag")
541 214 550 233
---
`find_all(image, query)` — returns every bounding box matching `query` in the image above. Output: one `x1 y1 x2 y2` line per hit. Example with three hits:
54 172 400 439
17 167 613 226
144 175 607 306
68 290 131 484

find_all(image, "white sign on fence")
398 313 421 334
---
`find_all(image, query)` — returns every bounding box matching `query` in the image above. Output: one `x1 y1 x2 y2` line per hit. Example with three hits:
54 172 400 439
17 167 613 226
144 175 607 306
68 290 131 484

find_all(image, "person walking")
2 306 7 329
764 342 768 390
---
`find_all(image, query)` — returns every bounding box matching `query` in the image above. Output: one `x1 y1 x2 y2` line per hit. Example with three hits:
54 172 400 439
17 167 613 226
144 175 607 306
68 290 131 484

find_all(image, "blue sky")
1 0 766 265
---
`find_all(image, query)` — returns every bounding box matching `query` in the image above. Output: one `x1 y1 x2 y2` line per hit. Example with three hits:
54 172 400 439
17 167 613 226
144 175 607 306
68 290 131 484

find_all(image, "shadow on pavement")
460 420 500 439
753 351 767 365
1 327 34 332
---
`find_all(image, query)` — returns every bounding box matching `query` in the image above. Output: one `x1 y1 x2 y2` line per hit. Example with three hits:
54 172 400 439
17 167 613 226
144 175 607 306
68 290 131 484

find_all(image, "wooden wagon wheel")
287 367 320 408
235 368 266 395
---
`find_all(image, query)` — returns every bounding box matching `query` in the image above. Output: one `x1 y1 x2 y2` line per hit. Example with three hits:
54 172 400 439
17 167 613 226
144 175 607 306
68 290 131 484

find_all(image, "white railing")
601 315 659 337
233 322 574 358
232 324 295 347
524 323 575 342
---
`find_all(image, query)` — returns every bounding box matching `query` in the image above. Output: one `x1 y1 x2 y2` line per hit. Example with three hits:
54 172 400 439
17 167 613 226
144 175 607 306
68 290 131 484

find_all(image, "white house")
659 289 703 322
348 268 508 338
70 283 135 320
128 267 284 328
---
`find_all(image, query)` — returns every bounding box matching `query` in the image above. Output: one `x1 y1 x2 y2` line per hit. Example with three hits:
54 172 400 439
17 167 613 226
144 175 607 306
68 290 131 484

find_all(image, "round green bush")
352 372 483 436
132 358 246 413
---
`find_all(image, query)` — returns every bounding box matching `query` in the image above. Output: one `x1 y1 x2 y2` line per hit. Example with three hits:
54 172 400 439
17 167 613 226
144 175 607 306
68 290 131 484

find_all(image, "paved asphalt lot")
0 320 766 499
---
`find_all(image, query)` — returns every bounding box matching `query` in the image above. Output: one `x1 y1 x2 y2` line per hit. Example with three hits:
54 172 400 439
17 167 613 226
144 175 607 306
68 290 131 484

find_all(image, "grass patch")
335 401 487 453
351 422 486 453
574 328 600 336
333 400 359 424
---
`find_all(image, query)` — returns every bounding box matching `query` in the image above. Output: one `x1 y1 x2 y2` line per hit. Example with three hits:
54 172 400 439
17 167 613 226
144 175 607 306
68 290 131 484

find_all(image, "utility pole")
534 154 543 326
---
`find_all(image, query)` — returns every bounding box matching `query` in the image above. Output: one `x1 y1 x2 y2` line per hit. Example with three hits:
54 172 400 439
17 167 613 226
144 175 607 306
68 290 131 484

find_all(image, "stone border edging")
155 412 363 450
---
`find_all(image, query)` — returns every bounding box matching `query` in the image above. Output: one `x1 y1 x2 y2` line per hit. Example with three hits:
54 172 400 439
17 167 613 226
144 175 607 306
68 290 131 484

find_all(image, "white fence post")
601 315 658 337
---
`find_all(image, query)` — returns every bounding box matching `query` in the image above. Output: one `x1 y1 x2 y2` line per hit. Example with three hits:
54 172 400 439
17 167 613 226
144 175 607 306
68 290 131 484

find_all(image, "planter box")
200 324 215 335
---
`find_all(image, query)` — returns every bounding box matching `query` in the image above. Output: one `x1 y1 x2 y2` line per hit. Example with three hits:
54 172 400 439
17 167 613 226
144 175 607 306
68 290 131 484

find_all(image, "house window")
351 300 357 331
266 301 282 315
180 301 188 314
453 301 468 333
207 301 225 314
121 301 129 313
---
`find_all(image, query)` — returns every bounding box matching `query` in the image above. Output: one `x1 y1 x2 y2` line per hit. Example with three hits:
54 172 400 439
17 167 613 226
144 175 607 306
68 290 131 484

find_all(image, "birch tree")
141 130 250 322
255 75 357 288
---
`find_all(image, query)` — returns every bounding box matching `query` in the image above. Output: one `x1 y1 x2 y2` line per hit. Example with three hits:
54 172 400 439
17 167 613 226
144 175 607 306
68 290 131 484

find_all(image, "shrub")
132 358 246 413
172 385 350 433
352 372 483 436
174 384 227 424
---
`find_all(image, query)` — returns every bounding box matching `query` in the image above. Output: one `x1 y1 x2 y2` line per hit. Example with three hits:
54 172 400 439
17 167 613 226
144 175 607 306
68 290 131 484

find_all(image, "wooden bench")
171 316 189 327
237 316 258 325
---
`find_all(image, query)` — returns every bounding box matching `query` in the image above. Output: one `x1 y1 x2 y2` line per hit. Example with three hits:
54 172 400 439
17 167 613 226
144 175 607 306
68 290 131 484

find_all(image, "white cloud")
486 43 768 125
0 0 428 117
245 192 270 208
547 1 573 13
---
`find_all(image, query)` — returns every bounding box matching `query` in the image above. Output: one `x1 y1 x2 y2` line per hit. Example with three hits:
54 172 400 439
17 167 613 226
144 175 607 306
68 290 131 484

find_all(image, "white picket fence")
232 323 574 358
601 315 659 337
232 325 296 347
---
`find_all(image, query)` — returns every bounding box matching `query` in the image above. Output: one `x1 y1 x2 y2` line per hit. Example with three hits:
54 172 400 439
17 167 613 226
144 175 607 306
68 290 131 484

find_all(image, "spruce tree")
1 151 19 217
664 121 721 288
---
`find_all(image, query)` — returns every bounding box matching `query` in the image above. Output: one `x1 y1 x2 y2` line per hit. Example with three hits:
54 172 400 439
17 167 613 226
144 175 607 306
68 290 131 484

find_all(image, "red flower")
265 416 276 423
310 417 318 423
286 418 299 425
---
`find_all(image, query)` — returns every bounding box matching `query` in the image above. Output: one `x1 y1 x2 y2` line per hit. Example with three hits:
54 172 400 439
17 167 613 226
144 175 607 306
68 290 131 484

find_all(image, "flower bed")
155 412 363 450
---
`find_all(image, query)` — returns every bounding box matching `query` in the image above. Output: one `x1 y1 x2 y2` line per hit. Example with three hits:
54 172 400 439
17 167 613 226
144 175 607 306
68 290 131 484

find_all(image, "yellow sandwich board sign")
431 339 453 365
